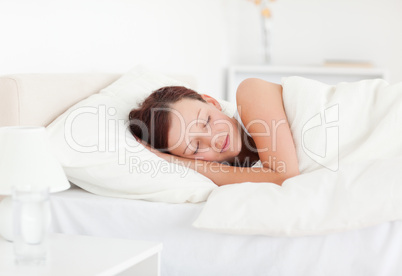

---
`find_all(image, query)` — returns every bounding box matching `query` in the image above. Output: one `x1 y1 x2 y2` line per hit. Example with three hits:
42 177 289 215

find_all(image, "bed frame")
0 74 120 127
2 73 402 276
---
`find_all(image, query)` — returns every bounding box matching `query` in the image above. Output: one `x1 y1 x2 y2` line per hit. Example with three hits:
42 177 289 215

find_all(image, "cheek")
197 150 218 161
236 128 242 147
229 124 241 146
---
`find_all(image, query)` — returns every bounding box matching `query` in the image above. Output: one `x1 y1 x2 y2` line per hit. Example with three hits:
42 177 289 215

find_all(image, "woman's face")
167 95 242 163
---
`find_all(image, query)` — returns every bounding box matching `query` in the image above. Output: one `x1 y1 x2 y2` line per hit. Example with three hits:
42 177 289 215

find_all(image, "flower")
246 0 276 18
245 0 277 63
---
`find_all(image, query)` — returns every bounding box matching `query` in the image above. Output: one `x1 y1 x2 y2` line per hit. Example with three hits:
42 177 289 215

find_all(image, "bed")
1 70 402 276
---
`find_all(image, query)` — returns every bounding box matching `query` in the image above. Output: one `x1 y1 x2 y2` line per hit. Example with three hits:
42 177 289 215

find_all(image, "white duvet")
193 77 402 236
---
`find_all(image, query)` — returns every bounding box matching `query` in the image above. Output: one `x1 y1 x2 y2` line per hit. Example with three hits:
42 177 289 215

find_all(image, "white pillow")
46 65 235 203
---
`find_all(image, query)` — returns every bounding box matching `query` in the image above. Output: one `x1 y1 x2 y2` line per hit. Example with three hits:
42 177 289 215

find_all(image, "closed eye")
204 116 210 128
194 141 199 155
193 116 210 154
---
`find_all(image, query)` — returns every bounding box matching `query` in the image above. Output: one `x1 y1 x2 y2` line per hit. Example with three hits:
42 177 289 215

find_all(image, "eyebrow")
183 108 201 154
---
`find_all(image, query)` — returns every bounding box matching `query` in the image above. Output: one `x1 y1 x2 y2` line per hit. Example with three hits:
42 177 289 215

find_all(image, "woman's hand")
136 139 201 174
136 140 171 161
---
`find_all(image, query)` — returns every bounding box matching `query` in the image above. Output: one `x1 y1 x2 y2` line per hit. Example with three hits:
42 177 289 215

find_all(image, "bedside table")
0 234 163 276
226 65 388 102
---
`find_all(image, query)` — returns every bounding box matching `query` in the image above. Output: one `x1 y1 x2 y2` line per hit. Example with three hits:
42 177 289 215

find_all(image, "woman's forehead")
170 99 206 122
167 99 206 148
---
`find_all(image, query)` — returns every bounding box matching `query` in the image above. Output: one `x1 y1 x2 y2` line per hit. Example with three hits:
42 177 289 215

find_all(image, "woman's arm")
236 78 300 178
142 146 291 186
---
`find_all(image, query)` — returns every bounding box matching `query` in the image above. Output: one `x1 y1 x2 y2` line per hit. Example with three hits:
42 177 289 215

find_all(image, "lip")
220 135 230 153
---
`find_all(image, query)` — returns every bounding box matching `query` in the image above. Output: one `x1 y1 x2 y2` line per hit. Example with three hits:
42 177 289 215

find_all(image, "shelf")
229 65 387 76
226 65 389 102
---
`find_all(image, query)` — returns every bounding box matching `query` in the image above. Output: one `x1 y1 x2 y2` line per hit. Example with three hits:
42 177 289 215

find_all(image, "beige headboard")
0 74 121 127
0 73 198 127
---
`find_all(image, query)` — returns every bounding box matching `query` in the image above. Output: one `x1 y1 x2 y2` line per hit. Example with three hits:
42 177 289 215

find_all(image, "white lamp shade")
0 126 70 195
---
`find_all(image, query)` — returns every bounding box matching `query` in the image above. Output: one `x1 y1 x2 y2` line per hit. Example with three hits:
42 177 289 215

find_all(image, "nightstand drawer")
0 234 163 276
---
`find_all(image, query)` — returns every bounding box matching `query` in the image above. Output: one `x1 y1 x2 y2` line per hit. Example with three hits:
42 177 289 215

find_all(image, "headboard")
0 73 197 127
0 74 121 127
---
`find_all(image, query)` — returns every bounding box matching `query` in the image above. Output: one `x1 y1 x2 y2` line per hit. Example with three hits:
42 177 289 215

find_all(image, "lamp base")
0 196 14 241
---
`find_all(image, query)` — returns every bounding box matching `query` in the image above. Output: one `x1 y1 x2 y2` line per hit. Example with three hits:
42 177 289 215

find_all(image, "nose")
189 123 226 153
214 135 227 152
199 133 226 152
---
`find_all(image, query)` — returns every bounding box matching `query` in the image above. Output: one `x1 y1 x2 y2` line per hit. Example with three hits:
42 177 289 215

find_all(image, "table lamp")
0 126 70 241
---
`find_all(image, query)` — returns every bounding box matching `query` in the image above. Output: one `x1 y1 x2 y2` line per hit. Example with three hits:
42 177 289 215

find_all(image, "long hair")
128 86 206 152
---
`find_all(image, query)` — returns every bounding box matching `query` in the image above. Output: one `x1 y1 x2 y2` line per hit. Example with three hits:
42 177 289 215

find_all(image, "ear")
200 94 222 111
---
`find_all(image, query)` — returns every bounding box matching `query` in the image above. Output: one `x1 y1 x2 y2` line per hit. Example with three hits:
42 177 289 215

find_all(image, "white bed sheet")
50 186 402 276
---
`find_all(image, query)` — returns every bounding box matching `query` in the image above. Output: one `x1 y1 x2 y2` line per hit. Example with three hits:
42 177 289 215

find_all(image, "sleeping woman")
128 78 300 186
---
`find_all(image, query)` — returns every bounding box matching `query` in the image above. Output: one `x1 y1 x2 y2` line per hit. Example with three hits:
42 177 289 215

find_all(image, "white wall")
0 0 230 98
228 0 402 83
1 0 401 100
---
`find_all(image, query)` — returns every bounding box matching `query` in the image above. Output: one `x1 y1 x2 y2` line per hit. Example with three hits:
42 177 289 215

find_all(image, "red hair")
128 86 206 152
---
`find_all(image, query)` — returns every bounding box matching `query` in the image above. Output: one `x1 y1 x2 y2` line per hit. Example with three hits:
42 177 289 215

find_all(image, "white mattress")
50 186 402 276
